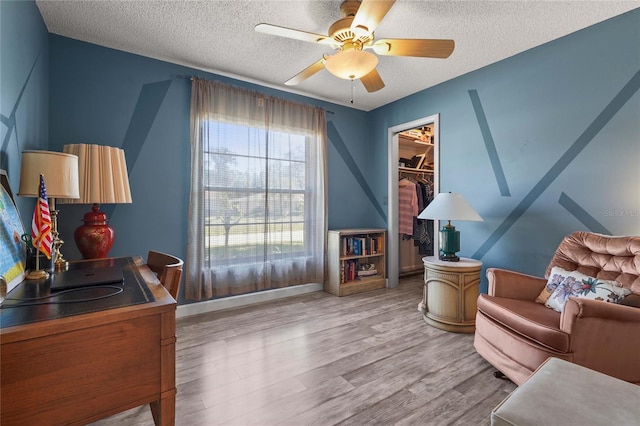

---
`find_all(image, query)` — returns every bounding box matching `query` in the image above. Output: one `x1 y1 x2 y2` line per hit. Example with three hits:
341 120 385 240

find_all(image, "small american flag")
31 174 53 259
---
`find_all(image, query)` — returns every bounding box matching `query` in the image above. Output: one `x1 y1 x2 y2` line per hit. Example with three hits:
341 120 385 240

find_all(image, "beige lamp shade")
418 192 483 221
60 144 132 204
18 151 80 199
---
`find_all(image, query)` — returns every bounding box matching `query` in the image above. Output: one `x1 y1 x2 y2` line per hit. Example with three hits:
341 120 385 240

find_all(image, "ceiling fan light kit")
255 0 455 94
324 48 378 80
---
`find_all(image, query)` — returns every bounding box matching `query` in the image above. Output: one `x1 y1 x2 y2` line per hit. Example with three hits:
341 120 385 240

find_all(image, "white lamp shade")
59 144 132 204
324 50 378 80
18 151 80 199
418 192 483 221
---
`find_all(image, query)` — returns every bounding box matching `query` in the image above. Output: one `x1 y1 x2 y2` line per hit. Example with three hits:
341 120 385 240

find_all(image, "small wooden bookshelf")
326 228 386 296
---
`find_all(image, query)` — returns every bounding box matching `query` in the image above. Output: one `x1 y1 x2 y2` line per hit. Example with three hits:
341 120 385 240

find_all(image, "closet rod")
399 167 434 174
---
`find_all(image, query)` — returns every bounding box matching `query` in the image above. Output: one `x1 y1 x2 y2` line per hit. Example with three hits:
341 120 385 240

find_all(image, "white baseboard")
176 283 324 318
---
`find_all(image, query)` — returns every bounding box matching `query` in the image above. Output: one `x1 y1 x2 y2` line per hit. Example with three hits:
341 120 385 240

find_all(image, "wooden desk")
0 257 177 425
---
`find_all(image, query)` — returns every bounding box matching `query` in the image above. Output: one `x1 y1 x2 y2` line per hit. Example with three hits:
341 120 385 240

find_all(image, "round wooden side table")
421 256 482 333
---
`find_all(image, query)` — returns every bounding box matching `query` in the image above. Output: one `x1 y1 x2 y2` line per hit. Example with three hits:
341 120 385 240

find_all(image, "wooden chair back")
147 250 184 300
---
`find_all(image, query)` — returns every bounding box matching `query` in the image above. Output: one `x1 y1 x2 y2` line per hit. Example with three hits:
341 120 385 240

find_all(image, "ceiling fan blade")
285 58 326 86
255 23 333 45
360 68 385 93
351 0 395 35
372 39 455 58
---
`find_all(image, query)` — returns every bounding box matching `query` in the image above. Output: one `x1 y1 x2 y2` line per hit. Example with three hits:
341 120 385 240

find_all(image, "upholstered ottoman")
491 357 640 425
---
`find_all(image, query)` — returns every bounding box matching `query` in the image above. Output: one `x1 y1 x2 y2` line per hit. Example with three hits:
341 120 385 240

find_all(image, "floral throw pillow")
545 270 631 313
535 266 572 304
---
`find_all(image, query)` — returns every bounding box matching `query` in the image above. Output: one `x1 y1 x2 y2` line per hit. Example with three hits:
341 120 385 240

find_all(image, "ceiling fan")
255 0 455 93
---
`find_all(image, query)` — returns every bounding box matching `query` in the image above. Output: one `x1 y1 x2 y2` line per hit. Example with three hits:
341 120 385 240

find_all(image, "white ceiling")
36 0 640 111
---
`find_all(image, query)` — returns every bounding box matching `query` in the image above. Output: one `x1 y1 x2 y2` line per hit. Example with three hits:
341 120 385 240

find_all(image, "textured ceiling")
36 0 640 111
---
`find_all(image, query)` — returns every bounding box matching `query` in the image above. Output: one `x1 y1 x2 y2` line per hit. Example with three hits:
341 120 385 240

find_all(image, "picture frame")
1 169 26 293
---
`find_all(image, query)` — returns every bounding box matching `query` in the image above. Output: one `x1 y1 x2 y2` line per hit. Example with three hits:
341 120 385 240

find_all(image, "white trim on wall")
176 283 323 318
387 114 440 288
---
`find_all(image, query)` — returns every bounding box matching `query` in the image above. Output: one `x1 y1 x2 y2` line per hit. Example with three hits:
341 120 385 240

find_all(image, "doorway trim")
387 114 440 288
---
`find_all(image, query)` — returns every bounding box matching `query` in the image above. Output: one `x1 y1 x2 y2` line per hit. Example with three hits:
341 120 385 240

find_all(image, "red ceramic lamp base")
74 204 115 259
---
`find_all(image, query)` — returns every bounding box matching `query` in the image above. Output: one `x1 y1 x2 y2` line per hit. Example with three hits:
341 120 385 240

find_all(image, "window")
203 121 307 265
187 79 326 301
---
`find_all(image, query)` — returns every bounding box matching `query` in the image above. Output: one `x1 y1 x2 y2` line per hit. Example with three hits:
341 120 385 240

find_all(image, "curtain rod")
174 74 334 115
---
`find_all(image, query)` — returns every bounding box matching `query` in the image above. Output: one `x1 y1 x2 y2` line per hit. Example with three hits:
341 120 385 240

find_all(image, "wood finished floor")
93 275 516 426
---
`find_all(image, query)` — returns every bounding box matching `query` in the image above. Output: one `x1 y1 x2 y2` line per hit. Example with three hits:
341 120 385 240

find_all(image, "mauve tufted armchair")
474 231 640 385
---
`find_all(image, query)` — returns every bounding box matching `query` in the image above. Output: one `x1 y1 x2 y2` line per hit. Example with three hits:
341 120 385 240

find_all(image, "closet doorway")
387 114 440 288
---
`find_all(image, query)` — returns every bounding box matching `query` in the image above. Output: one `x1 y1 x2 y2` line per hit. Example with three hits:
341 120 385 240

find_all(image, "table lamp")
59 144 132 259
417 192 483 261
18 151 80 271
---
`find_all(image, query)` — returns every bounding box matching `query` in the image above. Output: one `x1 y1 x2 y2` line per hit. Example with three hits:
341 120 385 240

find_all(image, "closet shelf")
399 133 433 145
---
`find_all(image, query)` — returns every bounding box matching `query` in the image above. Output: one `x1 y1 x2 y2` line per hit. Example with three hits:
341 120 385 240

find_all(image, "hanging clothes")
399 173 435 256
399 178 418 235
414 179 434 255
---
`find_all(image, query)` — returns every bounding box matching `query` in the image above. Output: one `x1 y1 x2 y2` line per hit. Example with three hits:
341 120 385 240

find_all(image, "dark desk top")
0 257 155 329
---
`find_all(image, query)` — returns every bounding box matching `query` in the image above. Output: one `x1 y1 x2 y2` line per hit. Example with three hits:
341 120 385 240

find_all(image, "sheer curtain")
186 78 327 301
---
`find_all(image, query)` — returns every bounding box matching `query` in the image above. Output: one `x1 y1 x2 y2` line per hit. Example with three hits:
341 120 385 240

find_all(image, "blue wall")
369 9 640 290
0 0 49 226
46 35 376 302
2 1 638 300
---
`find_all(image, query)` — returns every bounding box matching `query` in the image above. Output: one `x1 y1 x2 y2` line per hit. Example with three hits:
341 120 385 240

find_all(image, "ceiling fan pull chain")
350 78 355 104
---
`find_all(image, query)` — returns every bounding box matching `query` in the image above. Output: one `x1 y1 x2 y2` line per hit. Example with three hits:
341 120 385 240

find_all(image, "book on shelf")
341 235 381 257
341 259 362 283
341 260 380 283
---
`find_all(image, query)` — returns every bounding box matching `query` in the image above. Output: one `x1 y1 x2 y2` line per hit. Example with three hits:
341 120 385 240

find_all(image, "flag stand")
26 173 51 280
26 241 48 280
